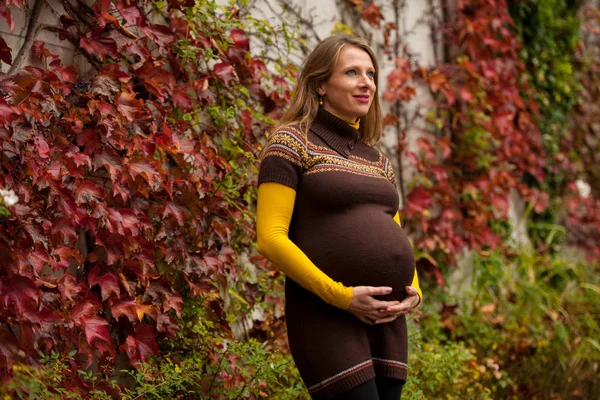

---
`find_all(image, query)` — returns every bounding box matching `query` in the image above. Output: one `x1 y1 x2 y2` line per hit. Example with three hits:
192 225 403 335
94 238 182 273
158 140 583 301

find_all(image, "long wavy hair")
274 35 383 145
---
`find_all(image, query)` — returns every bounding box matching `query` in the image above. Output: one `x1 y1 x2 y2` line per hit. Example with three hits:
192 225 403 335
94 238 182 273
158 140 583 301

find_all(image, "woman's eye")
367 71 375 78
345 69 357 75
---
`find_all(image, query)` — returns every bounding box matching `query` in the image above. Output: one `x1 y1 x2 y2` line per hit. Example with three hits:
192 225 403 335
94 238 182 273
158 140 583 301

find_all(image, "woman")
256 35 421 400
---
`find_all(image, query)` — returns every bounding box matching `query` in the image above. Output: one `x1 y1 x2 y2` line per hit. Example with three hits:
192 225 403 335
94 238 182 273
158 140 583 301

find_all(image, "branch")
37 24 102 71
8 0 46 75
277 0 321 42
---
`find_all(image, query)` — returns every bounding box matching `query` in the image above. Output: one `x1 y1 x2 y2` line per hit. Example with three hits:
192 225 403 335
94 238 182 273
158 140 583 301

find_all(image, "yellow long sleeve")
393 212 423 304
256 182 354 309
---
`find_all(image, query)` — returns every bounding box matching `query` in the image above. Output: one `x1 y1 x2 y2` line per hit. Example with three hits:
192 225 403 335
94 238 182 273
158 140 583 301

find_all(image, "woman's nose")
360 74 373 88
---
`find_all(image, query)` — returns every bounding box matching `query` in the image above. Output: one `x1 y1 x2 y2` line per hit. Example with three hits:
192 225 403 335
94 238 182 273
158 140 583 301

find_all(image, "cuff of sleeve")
328 285 354 310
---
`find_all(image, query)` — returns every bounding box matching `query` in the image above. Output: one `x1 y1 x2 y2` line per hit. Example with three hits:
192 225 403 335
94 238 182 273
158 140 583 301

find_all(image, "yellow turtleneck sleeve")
256 182 354 309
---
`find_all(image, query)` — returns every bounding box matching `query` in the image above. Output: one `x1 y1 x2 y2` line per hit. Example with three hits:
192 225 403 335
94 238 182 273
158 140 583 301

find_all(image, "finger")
406 286 418 294
381 298 419 314
365 286 393 296
370 299 401 310
374 316 398 324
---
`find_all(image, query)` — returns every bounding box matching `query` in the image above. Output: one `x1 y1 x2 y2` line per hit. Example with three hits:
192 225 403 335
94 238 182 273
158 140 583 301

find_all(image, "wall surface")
0 0 95 77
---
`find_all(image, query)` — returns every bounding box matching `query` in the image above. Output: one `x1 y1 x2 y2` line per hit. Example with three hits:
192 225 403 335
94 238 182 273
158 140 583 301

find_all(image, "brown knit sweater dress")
258 109 416 399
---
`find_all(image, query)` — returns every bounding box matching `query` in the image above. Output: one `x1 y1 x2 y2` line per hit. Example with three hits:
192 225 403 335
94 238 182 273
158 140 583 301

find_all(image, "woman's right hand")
347 286 400 324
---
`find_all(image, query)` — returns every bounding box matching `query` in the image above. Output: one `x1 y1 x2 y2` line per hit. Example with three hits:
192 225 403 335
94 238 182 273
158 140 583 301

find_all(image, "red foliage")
380 0 553 267
0 0 291 393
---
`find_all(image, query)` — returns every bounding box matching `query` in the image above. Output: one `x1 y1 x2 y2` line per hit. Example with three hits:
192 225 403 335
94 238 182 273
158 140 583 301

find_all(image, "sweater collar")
310 108 361 158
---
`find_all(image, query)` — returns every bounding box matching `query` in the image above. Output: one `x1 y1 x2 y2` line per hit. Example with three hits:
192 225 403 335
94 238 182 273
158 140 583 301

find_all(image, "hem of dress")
308 361 376 400
373 359 408 382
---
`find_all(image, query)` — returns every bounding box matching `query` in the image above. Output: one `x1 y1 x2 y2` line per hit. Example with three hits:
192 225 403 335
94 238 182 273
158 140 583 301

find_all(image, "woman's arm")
257 182 354 309
257 182 401 322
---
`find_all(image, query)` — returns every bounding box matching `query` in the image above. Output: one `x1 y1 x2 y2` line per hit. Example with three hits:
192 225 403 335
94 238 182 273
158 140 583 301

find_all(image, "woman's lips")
353 95 370 104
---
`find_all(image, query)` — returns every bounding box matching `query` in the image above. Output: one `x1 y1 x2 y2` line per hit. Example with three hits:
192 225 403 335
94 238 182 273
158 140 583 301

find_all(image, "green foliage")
509 0 582 154
411 249 600 399
404 321 501 400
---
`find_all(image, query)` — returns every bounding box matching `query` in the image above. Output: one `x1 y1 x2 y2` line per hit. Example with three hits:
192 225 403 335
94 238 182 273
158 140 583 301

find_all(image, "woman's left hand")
373 286 420 324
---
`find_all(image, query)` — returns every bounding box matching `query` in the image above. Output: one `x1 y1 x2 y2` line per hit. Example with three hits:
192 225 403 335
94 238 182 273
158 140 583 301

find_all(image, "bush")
409 249 600 399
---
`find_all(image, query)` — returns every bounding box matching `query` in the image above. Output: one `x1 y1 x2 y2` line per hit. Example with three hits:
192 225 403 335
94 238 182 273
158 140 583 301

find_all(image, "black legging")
330 376 405 400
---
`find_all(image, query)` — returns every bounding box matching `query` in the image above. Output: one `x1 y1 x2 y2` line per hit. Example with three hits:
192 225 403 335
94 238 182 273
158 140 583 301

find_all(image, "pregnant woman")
256 35 422 400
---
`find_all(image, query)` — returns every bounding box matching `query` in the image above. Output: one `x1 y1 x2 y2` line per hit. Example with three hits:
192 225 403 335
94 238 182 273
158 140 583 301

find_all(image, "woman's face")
317 45 376 122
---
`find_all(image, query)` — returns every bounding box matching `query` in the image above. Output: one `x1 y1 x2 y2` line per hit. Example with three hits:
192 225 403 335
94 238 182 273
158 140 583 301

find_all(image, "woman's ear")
315 84 325 97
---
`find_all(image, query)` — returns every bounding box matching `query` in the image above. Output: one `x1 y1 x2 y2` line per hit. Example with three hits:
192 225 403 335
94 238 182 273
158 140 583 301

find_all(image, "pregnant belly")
295 213 416 302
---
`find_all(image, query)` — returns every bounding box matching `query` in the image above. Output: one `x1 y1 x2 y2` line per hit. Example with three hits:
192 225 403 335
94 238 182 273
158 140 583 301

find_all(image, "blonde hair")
274 35 382 145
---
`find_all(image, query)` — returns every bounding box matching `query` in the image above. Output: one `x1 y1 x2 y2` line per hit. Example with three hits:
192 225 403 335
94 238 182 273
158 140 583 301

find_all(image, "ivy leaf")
80 35 118 61
28 245 50 275
0 3 14 32
70 300 98 325
88 266 120 301
406 186 432 215
491 195 509 217
93 148 123 183
136 60 175 101
74 180 104 204
115 0 142 26
172 85 193 110
2 276 39 314
362 4 383 27
33 135 50 159
140 23 176 49
58 273 86 301
213 62 238 87
120 324 158 363
82 316 111 346
163 201 187 226
116 90 143 122
127 157 159 186
0 36 12 65
109 296 156 322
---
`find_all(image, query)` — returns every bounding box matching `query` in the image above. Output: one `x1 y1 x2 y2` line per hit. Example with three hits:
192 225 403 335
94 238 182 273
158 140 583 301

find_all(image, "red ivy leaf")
362 3 383 27
80 35 118 61
74 180 104 204
109 296 156 322
32 40 55 60
83 316 111 346
140 23 176 49
93 148 123 183
213 62 238 87
34 135 50 158
0 3 14 32
88 266 120 301
116 90 143 122
128 158 159 186
70 300 98 324
115 0 142 26
58 273 86 301
0 35 12 65
230 29 249 51
491 194 508 218
2 276 39 314
135 60 175 101
172 85 193 110
163 201 187 226
120 324 159 363
406 186 432 216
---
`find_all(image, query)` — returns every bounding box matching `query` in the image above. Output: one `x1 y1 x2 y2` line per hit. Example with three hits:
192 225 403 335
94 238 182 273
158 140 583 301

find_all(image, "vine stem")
8 0 46 75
